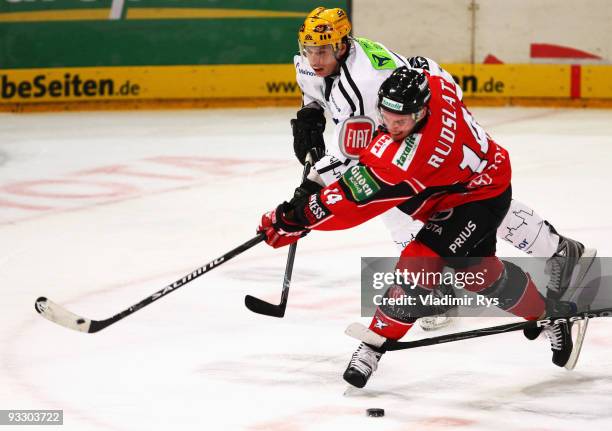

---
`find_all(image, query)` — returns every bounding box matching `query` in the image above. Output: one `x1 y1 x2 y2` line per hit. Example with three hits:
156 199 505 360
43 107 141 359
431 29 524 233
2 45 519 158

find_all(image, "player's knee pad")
465 260 545 320
398 241 445 290
497 199 559 258
454 257 505 292
396 241 458 317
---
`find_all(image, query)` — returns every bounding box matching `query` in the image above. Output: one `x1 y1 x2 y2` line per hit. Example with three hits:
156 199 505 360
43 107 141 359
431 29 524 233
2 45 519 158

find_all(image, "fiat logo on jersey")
339 116 376 160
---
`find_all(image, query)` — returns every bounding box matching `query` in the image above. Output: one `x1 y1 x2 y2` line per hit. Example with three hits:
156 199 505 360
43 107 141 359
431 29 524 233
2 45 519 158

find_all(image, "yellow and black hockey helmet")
298 7 351 50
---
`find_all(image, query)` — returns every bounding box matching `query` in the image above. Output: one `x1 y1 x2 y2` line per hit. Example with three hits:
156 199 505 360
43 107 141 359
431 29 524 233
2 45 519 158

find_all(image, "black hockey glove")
290 178 323 205
290 106 326 165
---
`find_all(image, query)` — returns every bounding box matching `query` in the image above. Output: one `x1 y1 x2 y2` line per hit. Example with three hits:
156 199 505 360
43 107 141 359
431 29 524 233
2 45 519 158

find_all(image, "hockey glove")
291 106 326 165
290 178 323 205
259 202 310 248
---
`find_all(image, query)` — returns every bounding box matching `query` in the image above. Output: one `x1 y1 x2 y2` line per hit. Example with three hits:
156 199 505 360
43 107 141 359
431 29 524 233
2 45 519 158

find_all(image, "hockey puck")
366 408 385 417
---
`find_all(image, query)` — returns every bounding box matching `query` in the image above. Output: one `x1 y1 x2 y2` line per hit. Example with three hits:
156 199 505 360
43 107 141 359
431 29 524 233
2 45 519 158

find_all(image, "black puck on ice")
366 408 385 417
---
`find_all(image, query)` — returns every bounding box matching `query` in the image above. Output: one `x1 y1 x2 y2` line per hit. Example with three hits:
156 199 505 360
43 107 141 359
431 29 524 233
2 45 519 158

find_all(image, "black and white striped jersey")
294 37 461 186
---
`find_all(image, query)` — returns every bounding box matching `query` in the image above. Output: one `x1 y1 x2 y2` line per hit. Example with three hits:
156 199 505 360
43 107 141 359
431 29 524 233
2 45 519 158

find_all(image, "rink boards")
2 64 612 111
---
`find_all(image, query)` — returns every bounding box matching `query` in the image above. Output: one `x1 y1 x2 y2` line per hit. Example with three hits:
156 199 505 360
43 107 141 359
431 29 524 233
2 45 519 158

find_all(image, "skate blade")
565 317 589 370
420 316 453 331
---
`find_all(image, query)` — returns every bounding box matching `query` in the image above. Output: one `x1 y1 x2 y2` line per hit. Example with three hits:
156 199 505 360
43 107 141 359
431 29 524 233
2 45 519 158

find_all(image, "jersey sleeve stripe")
341 63 365 115
391 51 408 67
317 160 344 174
308 213 335 229
354 196 411 207
324 76 333 101
404 179 421 194
338 81 357 117
316 158 351 175
400 192 443 217
369 167 396 186
405 178 427 193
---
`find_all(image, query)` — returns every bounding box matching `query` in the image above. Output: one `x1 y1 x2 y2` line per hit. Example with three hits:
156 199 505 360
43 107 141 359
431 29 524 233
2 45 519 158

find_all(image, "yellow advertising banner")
442 64 571 98
0 65 300 104
582 66 612 98
2 64 612 109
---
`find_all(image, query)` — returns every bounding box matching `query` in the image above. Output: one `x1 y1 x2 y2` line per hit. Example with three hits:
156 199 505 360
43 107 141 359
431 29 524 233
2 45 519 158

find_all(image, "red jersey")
292 73 512 231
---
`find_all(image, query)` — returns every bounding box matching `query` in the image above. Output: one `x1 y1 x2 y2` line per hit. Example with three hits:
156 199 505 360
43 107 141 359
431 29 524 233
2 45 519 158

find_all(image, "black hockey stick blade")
244 294 286 318
244 261 293 318
35 233 266 333
244 157 312 318
244 242 295 317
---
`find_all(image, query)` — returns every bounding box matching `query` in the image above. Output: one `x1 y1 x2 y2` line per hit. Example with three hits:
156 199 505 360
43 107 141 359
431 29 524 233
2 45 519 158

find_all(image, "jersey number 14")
459 107 489 174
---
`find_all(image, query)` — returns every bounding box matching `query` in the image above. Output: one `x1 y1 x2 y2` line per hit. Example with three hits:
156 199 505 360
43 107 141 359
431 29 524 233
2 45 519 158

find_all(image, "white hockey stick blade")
345 323 386 348
35 297 92 333
565 317 589 370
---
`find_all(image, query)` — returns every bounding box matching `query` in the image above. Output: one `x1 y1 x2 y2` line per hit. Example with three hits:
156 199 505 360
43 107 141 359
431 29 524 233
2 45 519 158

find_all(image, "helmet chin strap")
333 40 350 62
411 108 430 134
326 42 349 76
413 107 428 122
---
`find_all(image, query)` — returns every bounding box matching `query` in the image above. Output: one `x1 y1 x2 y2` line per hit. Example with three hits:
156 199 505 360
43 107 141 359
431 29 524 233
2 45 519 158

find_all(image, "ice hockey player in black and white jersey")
289 6 596 331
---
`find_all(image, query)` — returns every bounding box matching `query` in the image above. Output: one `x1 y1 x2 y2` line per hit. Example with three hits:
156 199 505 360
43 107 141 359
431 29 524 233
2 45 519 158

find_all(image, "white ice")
1 107 611 431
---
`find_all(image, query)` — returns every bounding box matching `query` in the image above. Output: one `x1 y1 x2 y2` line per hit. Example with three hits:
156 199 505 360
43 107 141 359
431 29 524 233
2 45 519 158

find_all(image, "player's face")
379 109 417 141
302 44 344 77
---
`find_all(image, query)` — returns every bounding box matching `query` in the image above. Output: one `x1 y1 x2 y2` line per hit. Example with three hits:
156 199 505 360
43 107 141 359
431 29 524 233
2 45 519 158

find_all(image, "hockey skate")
545 234 597 301
543 321 574 367
419 282 455 331
419 313 452 331
525 299 588 369
343 343 384 388
523 234 596 341
524 234 596 369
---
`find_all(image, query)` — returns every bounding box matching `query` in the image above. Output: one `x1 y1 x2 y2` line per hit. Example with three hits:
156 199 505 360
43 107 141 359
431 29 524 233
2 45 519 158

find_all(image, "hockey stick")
348 251 601 364
244 156 313 318
35 233 266 333
346 307 612 352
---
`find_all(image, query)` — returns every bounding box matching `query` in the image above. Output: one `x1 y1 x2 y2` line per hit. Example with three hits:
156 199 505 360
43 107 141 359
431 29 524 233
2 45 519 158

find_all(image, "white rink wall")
353 0 611 63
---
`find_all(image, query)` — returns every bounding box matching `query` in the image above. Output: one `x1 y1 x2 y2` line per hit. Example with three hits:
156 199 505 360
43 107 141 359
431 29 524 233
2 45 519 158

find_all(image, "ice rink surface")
1 106 611 430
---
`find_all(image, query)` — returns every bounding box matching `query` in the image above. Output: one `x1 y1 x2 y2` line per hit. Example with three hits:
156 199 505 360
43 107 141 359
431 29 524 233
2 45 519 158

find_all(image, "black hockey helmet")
377 66 431 115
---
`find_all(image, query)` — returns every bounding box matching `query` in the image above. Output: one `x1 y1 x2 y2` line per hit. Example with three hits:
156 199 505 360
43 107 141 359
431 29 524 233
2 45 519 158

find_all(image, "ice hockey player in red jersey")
290 6 595 332
259 67 577 388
